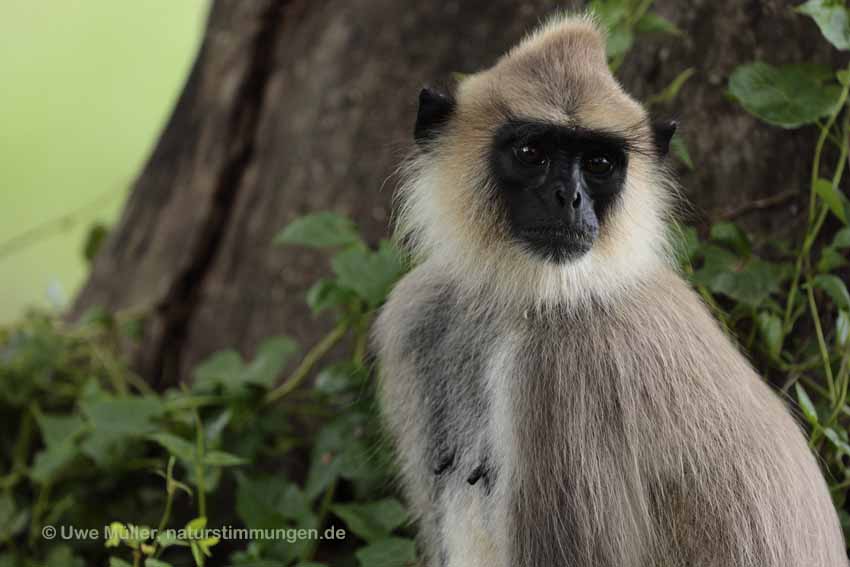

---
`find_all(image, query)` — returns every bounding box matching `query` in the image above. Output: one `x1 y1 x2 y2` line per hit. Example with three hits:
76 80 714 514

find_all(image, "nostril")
555 188 567 208
572 192 581 209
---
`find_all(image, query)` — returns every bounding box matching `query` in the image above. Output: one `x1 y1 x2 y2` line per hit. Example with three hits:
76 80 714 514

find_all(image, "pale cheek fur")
395 149 671 309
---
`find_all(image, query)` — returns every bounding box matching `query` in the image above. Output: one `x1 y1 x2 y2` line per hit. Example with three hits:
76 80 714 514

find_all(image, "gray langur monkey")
373 13 848 567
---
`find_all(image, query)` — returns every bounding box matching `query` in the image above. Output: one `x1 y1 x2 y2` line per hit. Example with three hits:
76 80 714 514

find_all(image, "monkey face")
398 17 678 306
489 121 629 264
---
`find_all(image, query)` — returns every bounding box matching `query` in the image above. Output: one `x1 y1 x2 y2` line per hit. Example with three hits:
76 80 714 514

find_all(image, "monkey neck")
420 246 672 316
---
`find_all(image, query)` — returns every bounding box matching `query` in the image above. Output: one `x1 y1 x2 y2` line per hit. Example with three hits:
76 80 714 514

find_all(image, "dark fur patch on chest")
401 286 494 476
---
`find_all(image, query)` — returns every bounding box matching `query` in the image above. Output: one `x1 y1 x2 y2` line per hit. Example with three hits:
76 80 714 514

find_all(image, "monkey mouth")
517 225 595 262
520 225 587 239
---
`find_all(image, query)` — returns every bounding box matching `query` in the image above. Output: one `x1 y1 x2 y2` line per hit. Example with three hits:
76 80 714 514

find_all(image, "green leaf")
185 516 207 534
80 429 134 468
797 0 850 50
82 396 165 437
192 350 245 395
236 476 315 529
837 310 849 349
795 383 820 427
635 12 683 36
331 499 408 543
244 336 298 389
606 24 634 60
818 246 848 272
331 240 405 306
756 312 783 358
43 494 75 526
235 477 315 563
156 530 187 550
78 397 164 468
109 558 133 567
646 68 695 107
145 559 174 567
203 450 247 467
825 427 850 455
787 62 837 83
813 274 850 310
105 522 126 548
197 536 219 557
355 537 417 567
692 245 788 306
30 443 78 483
0 493 28 540
305 413 375 498
670 132 693 169
315 362 368 396
710 222 751 257
728 62 843 128
148 432 196 461
274 212 361 248
191 540 204 567
588 0 628 29
44 547 85 567
833 227 850 248
306 278 357 315
35 411 86 447
192 338 297 394
814 178 849 224
204 409 232 445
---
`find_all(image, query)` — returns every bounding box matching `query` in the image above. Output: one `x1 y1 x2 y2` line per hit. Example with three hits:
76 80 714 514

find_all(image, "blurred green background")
0 0 208 322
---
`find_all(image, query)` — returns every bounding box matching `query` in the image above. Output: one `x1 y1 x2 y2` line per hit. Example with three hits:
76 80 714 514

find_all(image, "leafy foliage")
728 62 843 128
0 221 412 566
590 0 680 69
798 0 850 50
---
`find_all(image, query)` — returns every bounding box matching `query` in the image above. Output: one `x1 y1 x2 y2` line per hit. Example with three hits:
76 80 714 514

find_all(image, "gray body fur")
375 265 846 566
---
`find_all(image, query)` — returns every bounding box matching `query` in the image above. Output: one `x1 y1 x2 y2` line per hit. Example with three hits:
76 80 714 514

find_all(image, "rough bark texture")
73 0 839 386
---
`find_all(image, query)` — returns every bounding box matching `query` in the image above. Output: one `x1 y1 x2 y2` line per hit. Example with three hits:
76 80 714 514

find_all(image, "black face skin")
489 121 630 263
412 87 676 264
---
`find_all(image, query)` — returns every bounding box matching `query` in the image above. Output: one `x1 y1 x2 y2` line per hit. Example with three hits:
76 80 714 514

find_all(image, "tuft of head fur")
393 13 678 310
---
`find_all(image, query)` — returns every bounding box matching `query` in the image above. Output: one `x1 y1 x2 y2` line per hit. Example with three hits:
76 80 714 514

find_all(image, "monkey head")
395 14 678 307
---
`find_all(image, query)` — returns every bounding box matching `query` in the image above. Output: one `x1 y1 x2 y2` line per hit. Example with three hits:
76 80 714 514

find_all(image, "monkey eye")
582 153 615 177
513 143 547 167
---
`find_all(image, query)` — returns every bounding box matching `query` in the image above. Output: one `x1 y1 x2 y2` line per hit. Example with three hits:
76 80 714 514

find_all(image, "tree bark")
73 0 839 386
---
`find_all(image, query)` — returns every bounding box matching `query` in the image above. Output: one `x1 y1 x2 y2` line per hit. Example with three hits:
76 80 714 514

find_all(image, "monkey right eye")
513 143 547 167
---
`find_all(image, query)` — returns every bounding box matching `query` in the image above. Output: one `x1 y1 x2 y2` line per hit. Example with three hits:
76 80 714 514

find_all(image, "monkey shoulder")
375 267 495 484
376 267 500 362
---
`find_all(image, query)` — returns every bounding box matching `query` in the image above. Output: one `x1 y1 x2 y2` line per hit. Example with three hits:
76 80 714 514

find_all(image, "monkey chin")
516 226 597 264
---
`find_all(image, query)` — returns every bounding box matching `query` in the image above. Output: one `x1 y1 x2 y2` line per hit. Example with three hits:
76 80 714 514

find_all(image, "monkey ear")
651 120 678 157
415 87 456 146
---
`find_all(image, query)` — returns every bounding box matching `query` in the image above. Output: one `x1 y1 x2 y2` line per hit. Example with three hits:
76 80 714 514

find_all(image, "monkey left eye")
513 143 547 167
582 154 615 177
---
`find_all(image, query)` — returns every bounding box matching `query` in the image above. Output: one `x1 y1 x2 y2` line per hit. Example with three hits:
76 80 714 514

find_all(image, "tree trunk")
73 0 838 386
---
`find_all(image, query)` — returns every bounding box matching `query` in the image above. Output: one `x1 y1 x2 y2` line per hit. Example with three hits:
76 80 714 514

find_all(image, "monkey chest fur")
378 281 683 566
375 276 841 567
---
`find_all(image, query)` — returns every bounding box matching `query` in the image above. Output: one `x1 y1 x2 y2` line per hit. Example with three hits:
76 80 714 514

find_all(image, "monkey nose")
554 187 580 210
